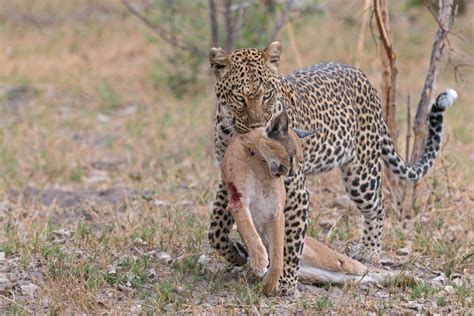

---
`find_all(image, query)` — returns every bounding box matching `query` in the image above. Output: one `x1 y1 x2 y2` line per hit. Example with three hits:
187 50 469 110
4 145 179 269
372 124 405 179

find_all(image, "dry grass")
0 0 472 314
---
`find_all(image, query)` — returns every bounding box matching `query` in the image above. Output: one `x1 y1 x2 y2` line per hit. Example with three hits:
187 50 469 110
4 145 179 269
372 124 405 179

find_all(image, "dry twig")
268 0 295 43
121 0 204 56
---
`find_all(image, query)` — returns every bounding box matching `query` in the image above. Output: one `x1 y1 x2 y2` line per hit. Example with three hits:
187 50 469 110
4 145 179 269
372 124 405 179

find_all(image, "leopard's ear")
209 47 230 80
266 110 289 138
263 41 282 73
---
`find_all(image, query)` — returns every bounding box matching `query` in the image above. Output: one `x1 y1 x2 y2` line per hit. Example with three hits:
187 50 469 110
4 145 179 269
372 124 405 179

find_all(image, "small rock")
444 285 455 295
198 255 210 266
231 266 245 274
0 273 10 284
53 229 71 238
406 301 423 310
116 105 136 116
148 268 156 277
431 274 446 287
380 253 395 265
154 199 171 206
0 201 11 213
451 277 463 287
20 283 38 297
374 290 390 298
157 252 173 265
108 265 117 274
250 305 260 316
396 244 412 255
330 196 351 209
175 286 185 294
96 113 111 123
131 304 142 314
0 252 5 261
84 170 110 184
176 200 193 206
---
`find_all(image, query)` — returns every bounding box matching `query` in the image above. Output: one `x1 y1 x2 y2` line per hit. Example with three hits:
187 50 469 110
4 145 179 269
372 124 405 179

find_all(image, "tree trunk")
224 0 235 51
402 0 455 215
374 0 400 216
374 0 398 138
209 0 219 48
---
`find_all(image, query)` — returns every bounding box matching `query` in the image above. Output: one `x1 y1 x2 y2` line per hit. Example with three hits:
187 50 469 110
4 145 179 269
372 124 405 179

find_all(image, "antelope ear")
264 41 282 73
266 111 289 138
209 47 230 80
293 128 321 139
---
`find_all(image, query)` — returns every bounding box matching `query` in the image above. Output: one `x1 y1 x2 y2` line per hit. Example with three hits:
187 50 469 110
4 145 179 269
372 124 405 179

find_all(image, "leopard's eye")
234 95 245 103
263 90 274 101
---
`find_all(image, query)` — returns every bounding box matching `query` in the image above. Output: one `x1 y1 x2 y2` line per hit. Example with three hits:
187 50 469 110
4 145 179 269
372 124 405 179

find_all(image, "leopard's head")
209 42 283 134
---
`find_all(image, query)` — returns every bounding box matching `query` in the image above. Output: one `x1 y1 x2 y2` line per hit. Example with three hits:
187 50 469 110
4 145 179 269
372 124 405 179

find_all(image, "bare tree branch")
402 0 455 212
224 0 235 51
121 0 205 56
355 0 372 67
374 0 398 137
232 0 246 47
268 0 295 44
411 0 454 163
209 0 219 48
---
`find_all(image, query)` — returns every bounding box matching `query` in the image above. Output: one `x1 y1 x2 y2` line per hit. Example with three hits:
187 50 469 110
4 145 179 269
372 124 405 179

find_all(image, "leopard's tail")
381 89 457 181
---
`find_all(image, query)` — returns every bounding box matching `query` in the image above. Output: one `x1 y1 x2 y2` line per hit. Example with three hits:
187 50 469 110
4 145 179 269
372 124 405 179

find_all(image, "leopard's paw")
350 243 381 265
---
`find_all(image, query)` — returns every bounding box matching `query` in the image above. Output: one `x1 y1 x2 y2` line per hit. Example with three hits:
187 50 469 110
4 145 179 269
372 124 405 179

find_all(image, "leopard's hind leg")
341 159 384 263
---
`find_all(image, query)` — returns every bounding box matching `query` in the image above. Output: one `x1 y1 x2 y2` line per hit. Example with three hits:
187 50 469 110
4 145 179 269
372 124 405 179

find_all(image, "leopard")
207 41 457 295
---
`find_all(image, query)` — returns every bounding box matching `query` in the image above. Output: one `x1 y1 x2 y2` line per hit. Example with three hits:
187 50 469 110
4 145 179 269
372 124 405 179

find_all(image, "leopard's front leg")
279 170 309 295
208 182 248 266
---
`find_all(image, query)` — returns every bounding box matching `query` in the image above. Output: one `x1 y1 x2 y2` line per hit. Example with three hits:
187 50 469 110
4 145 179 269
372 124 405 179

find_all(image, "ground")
0 0 472 314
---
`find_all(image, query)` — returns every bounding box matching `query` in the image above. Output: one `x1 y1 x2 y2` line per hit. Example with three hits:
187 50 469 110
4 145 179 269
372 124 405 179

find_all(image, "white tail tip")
446 88 458 102
438 88 458 109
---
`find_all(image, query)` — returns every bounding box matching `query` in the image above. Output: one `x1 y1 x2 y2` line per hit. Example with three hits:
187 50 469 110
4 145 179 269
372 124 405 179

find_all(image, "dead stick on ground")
0 295 32 314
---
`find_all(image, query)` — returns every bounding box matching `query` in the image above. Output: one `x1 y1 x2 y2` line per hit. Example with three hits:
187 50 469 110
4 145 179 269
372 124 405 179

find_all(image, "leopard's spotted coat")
207 42 457 295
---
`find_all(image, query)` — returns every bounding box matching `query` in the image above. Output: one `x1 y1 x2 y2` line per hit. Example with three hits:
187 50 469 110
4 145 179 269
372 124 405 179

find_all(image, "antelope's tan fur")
221 113 377 295
222 126 289 295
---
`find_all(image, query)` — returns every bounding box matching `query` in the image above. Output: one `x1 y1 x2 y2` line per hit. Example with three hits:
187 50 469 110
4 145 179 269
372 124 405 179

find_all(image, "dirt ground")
0 1 472 314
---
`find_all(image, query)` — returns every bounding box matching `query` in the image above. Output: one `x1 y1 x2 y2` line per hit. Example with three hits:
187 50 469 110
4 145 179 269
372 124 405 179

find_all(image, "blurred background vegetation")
0 0 472 313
